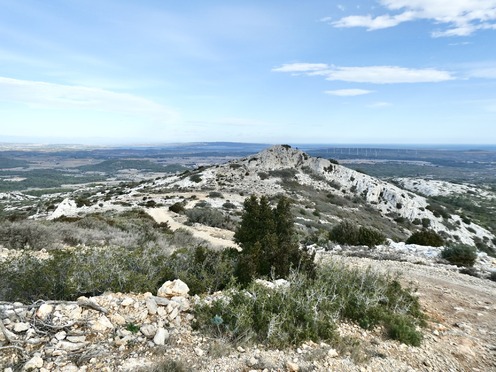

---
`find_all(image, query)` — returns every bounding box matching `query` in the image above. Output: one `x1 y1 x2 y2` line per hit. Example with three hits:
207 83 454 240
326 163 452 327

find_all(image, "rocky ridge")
148 145 494 247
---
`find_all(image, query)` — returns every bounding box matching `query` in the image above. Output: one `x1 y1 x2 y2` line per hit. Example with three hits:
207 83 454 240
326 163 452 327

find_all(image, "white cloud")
273 63 454 83
325 89 373 96
331 0 496 37
272 63 329 73
0 77 178 121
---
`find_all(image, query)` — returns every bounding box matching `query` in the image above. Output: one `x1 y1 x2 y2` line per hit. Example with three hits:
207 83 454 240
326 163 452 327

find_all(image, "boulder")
36 303 54 320
153 327 169 345
157 279 190 298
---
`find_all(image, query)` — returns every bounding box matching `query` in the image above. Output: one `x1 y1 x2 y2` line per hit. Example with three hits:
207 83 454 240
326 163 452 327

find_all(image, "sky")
0 0 495 145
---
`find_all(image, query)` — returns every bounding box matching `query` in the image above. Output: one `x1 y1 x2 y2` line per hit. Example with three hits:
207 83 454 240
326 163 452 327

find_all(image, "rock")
66 335 86 343
121 298 134 307
91 315 114 332
140 324 157 339
14 322 31 333
55 331 67 341
152 296 170 306
247 357 258 367
146 298 158 315
328 348 339 358
23 354 43 370
194 347 204 356
153 327 169 345
237 346 245 353
286 361 300 371
109 313 126 326
168 307 179 320
36 304 54 320
57 341 86 351
157 279 190 298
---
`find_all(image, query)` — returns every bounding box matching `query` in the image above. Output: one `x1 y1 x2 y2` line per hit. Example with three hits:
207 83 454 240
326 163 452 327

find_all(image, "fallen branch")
77 297 108 314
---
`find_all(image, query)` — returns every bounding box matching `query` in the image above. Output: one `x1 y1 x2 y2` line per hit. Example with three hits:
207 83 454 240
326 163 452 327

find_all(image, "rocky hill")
144 145 494 247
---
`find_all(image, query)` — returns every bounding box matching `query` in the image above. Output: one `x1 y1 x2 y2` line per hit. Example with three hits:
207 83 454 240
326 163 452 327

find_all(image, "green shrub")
185 207 233 230
406 229 444 247
194 263 424 347
189 174 202 183
169 202 185 214
441 245 477 267
329 221 386 247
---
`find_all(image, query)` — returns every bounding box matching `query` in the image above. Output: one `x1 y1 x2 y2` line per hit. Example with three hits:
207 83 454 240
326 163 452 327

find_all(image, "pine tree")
234 195 315 285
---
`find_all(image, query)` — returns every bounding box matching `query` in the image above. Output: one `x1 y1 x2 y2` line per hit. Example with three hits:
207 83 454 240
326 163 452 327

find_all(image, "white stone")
23 354 43 370
110 313 126 326
146 298 158 315
36 304 53 320
91 315 114 332
14 322 31 333
55 331 67 341
328 348 339 358
66 335 86 343
194 347 204 356
153 327 169 345
121 297 134 307
140 324 157 339
157 279 189 298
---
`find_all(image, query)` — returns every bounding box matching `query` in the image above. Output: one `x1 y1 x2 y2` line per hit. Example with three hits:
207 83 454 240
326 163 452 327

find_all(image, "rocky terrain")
1 144 496 371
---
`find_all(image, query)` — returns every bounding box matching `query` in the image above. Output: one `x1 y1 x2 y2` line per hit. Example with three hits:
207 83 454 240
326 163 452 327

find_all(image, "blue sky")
0 0 495 145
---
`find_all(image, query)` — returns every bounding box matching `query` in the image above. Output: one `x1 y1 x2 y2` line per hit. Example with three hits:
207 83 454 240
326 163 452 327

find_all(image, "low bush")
329 221 386 247
441 245 477 267
406 229 444 247
194 263 424 347
169 202 185 214
185 207 234 230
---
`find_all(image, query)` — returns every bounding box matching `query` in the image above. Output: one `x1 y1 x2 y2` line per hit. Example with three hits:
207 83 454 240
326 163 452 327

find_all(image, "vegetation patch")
440 245 477 267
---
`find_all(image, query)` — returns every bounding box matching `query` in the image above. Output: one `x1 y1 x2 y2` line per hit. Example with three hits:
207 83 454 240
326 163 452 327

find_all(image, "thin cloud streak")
325 89 373 96
0 77 178 121
274 64 454 84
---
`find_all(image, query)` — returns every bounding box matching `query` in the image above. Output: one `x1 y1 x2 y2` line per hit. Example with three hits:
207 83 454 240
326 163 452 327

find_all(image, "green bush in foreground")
194 263 425 347
441 244 477 267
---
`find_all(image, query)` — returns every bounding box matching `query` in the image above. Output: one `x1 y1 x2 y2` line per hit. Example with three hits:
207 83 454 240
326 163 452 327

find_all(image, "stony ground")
1 253 495 372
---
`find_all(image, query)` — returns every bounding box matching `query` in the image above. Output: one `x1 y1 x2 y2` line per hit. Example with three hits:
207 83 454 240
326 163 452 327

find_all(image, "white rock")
55 331 67 341
23 354 43 370
57 341 86 351
328 348 339 358
140 324 157 339
153 327 169 345
157 279 190 298
110 313 126 326
171 296 190 311
66 335 86 343
121 297 134 307
91 315 114 331
36 303 53 320
14 322 31 333
146 298 158 315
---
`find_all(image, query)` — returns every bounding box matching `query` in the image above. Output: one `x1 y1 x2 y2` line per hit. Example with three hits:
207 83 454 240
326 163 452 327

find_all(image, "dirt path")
323 255 496 371
146 207 238 249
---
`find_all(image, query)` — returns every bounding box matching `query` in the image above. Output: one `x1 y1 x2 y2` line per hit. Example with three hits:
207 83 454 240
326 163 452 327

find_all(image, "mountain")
143 144 494 248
